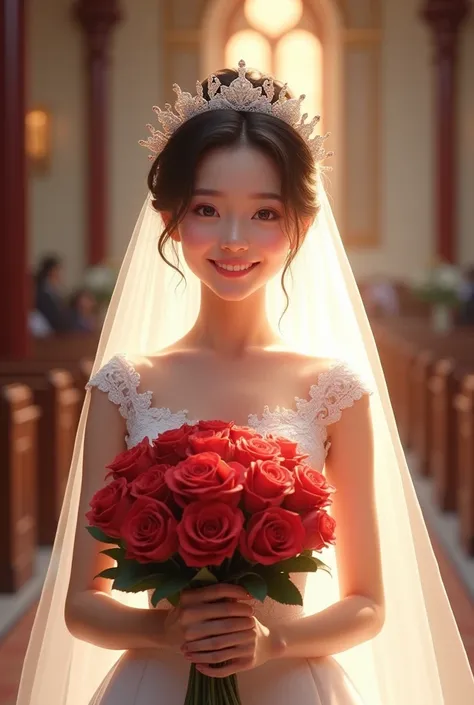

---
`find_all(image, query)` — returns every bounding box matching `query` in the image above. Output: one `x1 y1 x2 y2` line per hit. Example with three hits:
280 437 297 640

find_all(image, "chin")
204 280 265 302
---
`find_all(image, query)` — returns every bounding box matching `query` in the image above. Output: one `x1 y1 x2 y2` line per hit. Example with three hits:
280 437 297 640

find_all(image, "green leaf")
151 575 191 607
272 554 320 573
312 556 332 576
112 559 154 591
94 567 118 580
116 574 166 593
238 573 267 602
167 592 181 607
100 547 125 562
86 525 119 545
192 567 218 584
266 574 303 606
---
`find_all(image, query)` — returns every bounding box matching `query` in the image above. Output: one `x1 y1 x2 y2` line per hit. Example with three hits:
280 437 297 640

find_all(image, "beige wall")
27 0 474 287
458 13 474 267
28 0 84 286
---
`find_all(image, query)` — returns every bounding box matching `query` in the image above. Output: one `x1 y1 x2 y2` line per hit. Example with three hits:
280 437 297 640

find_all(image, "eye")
253 208 279 221
194 204 218 218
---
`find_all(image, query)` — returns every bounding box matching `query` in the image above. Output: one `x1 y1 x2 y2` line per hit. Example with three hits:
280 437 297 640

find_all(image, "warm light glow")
275 30 323 123
244 0 303 38
225 30 272 75
25 109 51 167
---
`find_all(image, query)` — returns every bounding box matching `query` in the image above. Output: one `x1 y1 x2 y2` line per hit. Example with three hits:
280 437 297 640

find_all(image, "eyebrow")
193 188 282 201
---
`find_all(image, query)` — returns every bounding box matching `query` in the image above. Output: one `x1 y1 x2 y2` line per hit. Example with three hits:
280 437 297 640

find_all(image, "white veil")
16 183 474 705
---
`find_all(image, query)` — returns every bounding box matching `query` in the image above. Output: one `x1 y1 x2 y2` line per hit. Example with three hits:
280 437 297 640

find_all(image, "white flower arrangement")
412 262 465 308
83 264 117 304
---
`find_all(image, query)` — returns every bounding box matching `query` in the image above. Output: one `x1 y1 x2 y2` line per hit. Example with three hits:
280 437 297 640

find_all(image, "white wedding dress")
86 353 372 705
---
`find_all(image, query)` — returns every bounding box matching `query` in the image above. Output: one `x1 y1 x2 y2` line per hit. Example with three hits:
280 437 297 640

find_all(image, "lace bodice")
87 353 371 624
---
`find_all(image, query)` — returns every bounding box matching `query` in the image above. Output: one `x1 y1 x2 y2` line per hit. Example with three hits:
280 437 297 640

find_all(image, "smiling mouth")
209 260 260 277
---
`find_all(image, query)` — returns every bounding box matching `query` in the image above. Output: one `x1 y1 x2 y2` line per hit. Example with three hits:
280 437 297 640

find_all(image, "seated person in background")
35 255 71 332
362 275 400 317
459 266 474 325
69 288 98 332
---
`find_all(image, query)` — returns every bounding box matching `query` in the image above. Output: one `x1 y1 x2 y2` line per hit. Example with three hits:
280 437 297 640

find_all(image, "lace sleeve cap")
313 361 373 426
86 354 142 421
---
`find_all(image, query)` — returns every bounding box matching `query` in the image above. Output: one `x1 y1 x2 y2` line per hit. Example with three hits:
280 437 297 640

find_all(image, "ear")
161 212 181 242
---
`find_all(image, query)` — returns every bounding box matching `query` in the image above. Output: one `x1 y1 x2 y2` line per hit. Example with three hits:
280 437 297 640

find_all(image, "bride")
16 61 474 705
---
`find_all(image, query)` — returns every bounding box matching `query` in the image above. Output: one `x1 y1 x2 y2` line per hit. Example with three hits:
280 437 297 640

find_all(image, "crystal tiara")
139 59 332 166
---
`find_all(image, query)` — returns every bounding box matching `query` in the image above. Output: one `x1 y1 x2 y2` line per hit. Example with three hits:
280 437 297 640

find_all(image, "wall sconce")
25 108 51 173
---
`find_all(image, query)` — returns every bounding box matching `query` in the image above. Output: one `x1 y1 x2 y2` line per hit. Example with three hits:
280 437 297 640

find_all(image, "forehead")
195 145 281 195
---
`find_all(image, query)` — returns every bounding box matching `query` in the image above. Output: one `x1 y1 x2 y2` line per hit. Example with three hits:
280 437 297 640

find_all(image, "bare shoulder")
274 349 337 390
126 348 199 397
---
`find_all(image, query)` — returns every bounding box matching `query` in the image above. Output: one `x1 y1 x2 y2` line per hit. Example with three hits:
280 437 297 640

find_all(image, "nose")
220 219 249 253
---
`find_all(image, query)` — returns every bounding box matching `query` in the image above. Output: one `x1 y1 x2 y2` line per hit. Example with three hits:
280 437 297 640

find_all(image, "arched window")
224 0 323 126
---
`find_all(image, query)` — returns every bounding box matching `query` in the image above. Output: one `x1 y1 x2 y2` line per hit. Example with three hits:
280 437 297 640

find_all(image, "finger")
184 616 254 641
180 584 252 606
186 644 253 665
196 657 253 678
183 628 254 653
181 601 253 625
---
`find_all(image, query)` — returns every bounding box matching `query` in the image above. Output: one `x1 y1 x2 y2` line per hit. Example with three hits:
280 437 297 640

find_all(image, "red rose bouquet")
86 421 336 705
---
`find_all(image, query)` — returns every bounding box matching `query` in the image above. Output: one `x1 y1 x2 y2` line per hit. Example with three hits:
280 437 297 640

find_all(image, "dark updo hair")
148 67 321 311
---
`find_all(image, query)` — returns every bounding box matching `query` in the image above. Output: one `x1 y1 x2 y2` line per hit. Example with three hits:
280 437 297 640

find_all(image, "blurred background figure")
459 266 474 325
34 255 71 333
68 288 99 332
361 275 400 318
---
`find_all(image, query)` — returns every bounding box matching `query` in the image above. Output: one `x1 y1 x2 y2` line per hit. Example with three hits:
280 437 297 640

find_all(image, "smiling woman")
148 68 318 310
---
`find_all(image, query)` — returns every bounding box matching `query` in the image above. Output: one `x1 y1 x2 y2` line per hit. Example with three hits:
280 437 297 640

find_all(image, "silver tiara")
139 59 332 165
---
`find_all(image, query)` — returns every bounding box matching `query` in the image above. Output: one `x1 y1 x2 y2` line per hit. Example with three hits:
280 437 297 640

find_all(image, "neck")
186 284 280 357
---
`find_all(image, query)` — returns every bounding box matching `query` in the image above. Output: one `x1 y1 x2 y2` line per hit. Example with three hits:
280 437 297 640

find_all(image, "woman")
16 62 473 705
35 255 71 332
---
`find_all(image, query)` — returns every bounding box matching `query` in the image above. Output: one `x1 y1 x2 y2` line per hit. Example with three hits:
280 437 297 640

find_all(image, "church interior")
0 0 473 702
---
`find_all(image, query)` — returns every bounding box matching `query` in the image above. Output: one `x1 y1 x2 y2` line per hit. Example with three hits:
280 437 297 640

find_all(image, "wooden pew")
0 366 82 545
430 359 474 512
33 333 99 362
0 385 40 592
455 375 474 555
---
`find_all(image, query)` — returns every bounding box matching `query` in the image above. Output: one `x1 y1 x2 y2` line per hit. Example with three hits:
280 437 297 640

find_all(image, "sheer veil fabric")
16 185 474 705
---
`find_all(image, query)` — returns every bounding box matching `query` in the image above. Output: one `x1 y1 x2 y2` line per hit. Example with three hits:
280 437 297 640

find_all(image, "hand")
162 583 254 655
177 584 284 677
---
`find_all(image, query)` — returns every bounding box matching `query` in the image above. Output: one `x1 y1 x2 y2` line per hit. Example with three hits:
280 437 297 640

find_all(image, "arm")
272 393 385 659
64 388 170 650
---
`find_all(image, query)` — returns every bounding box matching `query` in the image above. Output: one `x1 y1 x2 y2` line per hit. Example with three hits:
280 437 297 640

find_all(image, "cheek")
256 226 289 258
179 220 216 252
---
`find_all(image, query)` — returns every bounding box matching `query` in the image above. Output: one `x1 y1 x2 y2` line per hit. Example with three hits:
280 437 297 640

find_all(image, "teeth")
215 262 254 272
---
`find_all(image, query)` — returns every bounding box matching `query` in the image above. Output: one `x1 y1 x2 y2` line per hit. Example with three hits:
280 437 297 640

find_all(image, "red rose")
198 420 234 432
153 424 197 464
121 497 178 563
243 460 295 512
188 430 235 461
234 436 282 467
229 426 259 442
165 452 243 507
240 507 305 566
106 438 155 482
129 464 170 502
86 478 133 538
268 435 299 459
284 464 335 512
177 500 244 567
281 454 309 472
302 509 336 551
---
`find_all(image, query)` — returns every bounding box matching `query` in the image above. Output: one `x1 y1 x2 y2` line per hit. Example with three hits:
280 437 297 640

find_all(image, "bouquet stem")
184 664 241 705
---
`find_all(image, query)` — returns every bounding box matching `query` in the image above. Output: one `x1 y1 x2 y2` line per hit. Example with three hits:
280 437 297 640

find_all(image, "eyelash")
193 204 280 221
